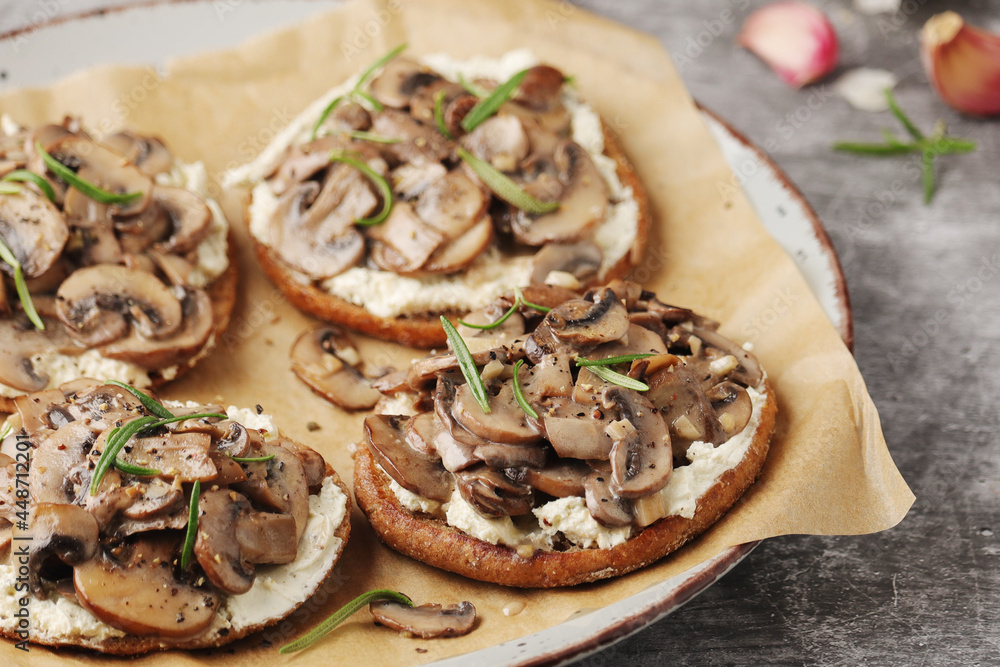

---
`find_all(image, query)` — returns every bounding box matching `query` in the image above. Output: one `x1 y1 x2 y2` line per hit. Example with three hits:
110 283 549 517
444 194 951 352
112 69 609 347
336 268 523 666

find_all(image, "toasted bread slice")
354 383 775 588
246 123 650 349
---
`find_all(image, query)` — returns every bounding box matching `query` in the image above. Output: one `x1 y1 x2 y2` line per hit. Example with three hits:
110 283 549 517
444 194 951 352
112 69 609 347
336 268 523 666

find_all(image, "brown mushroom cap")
511 140 608 246
55 264 183 346
370 599 477 638
529 239 603 286
45 135 153 217
269 179 369 280
28 503 99 597
290 326 381 410
74 533 221 638
605 388 672 499
369 57 441 109
0 310 80 392
150 185 213 255
545 286 629 347
454 465 534 518
102 131 173 177
0 186 70 278
364 414 454 502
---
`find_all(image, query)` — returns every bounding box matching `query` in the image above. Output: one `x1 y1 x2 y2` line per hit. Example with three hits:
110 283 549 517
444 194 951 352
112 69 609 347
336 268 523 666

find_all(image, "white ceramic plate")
0 2 852 664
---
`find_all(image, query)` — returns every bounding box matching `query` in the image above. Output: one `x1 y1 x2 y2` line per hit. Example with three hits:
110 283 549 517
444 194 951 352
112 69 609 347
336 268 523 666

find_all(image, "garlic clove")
737 1 839 88
921 11 1000 117
834 67 898 112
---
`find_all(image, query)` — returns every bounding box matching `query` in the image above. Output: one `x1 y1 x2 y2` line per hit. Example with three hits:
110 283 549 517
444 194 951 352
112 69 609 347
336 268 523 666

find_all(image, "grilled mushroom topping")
291 326 382 410
11 381 334 640
368 281 767 537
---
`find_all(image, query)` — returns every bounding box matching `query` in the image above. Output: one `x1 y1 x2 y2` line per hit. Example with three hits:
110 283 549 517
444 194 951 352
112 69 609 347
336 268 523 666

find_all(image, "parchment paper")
0 0 914 664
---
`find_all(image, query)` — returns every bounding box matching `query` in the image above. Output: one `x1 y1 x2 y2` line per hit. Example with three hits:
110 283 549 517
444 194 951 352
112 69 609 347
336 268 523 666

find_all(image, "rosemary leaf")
279 590 413 653
512 359 538 419
440 316 491 414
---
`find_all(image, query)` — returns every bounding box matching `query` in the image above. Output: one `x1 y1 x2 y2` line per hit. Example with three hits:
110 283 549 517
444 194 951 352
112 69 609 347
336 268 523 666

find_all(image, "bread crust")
0 242 238 414
246 123 652 349
0 465 352 655
354 381 775 588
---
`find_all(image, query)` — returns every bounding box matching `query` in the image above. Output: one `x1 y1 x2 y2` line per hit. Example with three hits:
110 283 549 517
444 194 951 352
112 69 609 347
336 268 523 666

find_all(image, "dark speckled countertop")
1 1 998 664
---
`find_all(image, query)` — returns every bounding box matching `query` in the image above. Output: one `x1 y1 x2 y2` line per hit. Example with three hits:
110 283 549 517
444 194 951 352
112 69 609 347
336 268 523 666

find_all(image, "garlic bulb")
921 11 1000 117
737 1 839 88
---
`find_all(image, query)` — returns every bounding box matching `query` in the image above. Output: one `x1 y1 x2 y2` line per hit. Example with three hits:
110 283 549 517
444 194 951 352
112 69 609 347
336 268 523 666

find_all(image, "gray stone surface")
1 1 998 665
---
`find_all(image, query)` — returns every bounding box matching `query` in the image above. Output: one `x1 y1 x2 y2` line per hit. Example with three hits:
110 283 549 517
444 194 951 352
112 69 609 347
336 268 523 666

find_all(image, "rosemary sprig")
457 147 559 215
279 589 413 653
0 234 44 331
0 183 19 195
105 380 175 419
440 315 491 414
2 169 56 203
329 151 393 226
458 285 550 330
515 286 551 313
90 412 227 494
347 130 401 144
512 359 538 419
433 89 454 140
114 458 161 476
36 142 143 205
457 72 490 98
90 416 158 494
311 43 408 139
0 421 13 441
575 353 656 367
180 480 201 570
833 89 977 204
460 69 527 132
228 453 275 463
582 365 649 392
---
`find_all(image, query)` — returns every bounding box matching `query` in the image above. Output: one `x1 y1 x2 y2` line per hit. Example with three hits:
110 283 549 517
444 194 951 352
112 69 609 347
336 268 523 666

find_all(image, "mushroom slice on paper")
290 326 382 410
370 599 476 639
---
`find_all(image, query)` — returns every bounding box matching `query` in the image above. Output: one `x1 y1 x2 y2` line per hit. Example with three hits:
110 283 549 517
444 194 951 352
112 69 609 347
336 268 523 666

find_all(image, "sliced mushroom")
102 131 173 177
45 135 153 216
408 79 466 126
371 109 451 164
604 388 672 499
278 437 328 493
114 196 173 253
461 114 529 171
454 465 534 518
121 432 216 483
584 470 633 527
149 185 212 254
511 140 607 246
529 239 603 287
421 215 494 274
368 201 446 273
415 168 490 240
474 440 546 469
508 459 590 498
269 134 360 195
370 599 476 638
451 380 541 445
647 364 727 452
233 440 310 541
545 286 629 346
121 478 183 519
507 65 571 133
688 326 764 387
539 397 616 460
391 161 447 199
194 489 257 594
290 326 381 410
456 301 525 354
707 381 754 436
100 287 214 369
407 412 478 473
364 414 453 502
315 100 372 136
0 186 70 278
74 533 221 638
370 57 441 109
269 179 368 280
67 216 123 267
28 503 99 597
55 264 183 346
28 421 93 505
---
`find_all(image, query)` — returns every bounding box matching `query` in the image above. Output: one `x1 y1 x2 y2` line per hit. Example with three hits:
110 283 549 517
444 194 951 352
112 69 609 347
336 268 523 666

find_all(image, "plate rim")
0 3 854 665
